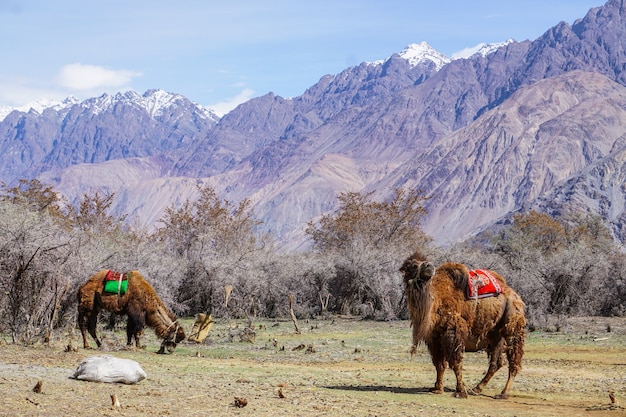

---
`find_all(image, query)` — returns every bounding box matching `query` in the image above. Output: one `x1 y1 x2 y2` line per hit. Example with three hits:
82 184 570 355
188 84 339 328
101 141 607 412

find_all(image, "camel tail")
501 292 527 375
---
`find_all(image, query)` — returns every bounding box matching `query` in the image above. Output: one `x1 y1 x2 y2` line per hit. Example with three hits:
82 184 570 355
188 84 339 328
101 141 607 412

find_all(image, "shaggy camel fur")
77 270 185 354
400 251 526 399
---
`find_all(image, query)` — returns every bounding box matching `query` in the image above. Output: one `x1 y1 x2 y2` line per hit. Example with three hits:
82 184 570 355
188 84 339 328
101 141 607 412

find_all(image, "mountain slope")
383 71 626 243
3 0 626 250
0 90 218 182
531 146 626 244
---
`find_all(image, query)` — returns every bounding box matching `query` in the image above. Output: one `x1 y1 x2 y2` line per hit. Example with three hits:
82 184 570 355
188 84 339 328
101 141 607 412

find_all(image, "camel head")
157 322 186 354
400 257 435 290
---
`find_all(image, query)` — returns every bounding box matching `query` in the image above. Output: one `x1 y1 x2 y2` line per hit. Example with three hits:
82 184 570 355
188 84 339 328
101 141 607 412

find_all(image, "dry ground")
1 316 625 417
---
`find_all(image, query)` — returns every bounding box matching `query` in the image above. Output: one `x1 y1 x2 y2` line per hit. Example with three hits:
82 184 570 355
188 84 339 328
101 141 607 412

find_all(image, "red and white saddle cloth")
466 269 502 300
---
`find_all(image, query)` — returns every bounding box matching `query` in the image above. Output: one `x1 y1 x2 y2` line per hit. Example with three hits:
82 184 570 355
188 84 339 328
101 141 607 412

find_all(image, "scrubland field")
0 316 625 417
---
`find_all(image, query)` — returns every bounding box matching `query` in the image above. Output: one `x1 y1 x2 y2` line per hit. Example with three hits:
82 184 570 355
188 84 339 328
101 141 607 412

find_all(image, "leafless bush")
305 188 432 319
0 201 72 343
480 211 624 329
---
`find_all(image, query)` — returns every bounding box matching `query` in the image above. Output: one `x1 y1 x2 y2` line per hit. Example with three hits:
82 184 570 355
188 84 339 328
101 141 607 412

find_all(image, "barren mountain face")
3 0 626 249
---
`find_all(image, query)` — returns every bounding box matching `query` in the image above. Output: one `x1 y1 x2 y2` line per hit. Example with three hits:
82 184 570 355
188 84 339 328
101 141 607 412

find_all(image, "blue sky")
0 0 603 115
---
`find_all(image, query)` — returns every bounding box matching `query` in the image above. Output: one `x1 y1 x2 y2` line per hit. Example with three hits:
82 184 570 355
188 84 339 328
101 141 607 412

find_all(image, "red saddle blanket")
103 270 129 294
467 269 502 300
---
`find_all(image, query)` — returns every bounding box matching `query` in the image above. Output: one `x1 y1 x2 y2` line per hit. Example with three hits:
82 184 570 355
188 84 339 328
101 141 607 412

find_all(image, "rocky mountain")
0 96 80 122
0 90 218 181
385 70 626 243
3 0 626 249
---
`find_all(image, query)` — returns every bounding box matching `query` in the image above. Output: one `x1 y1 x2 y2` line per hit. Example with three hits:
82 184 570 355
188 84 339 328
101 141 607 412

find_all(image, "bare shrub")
306 188 432 319
483 211 623 328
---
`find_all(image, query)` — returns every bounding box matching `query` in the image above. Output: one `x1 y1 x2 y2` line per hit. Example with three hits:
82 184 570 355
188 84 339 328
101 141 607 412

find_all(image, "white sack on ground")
71 355 147 384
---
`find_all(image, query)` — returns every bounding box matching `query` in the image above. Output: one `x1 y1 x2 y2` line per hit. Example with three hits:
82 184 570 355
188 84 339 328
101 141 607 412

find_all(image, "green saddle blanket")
103 270 129 294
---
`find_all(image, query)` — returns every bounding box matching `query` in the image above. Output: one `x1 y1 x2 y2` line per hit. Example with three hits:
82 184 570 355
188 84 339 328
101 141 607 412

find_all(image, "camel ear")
420 262 435 281
399 260 410 274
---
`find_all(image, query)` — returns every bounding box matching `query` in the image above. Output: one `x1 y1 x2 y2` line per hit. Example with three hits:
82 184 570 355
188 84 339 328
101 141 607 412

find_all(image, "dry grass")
1 316 625 416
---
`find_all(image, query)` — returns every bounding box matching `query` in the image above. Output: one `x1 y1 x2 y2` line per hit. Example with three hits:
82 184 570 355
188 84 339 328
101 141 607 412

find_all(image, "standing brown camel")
77 270 185 354
399 251 526 399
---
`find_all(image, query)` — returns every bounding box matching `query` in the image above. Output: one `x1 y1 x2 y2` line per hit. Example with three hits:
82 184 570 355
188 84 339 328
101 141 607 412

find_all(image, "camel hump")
438 262 470 290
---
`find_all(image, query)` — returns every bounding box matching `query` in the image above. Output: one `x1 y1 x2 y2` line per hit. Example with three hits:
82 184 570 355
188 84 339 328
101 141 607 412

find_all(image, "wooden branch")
319 293 330 313
289 295 301 334
224 285 233 308
247 297 256 329
32 380 43 393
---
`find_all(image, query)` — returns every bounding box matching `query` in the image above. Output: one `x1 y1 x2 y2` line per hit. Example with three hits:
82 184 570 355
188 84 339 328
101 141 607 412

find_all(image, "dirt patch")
1 316 625 416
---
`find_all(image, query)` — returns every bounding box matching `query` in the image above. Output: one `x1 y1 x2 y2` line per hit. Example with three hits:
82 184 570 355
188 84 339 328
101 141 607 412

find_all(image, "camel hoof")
429 388 444 394
494 393 509 400
468 388 480 396
453 391 468 399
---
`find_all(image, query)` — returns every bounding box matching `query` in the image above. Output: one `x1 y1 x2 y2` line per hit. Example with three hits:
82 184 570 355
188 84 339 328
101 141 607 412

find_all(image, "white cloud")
0 81 65 107
0 63 144 108
56 63 142 91
208 88 255 116
450 44 486 60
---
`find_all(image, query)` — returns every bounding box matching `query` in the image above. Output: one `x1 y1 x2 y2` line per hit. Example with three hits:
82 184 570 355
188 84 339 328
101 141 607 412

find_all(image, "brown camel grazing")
399 251 526 399
77 270 186 354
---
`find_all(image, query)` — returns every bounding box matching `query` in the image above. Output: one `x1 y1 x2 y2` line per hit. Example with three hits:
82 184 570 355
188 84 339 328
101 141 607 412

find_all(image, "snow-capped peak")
0 96 79 121
451 39 515 60
398 42 450 70
75 89 219 121
139 90 220 121
138 90 218 121
369 41 450 71
141 89 181 117
0 90 220 123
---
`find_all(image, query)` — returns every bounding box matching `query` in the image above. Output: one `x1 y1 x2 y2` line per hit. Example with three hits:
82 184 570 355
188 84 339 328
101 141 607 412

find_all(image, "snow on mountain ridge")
0 96 79 121
138 90 220 121
82 93 115 116
141 90 181 117
368 41 450 70
367 40 513 72
98 90 219 121
451 39 515 60
1 90 220 122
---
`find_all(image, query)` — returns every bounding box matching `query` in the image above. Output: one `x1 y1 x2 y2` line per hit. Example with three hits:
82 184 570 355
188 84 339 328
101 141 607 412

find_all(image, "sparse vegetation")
0 181 623 346
0 180 624 416
1 317 625 417
480 211 625 329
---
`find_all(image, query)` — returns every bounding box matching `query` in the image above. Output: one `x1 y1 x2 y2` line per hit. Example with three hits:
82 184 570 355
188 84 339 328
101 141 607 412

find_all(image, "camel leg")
496 354 518 399
126 317 134 346
106 312 117 330
124 303 145 348
495 313 526 399
86 308 102 348
444 327 468 398
126 317 144 348
496 332 525 399
450 360 468 398
134 330 143 348
78 309 91 349
433 359 446 394
126 332 141 348
472 339 505 394
428 342 446 394
126 324 134 347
